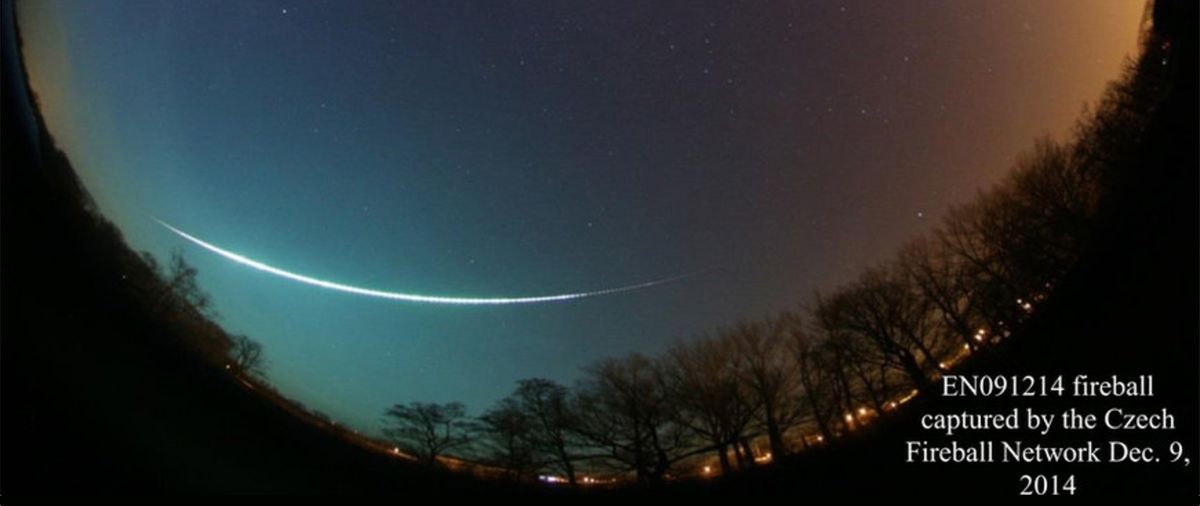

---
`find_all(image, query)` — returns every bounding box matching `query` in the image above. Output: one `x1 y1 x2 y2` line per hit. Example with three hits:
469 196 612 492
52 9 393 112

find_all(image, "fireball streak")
153 219 690 305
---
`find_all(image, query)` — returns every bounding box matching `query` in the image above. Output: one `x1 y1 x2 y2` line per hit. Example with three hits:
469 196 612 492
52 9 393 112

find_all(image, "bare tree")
511 379 582 485
573 353 692 483
476 399 537 481
728 314 805 459
229 334 266 377
789 327 836 441
382 402 473 466
825 329 893 414
815 335 860 432
939 196 1025 338
1007 138 1099 274
936 139 1101 341
150 249 214 318
661 335 755 473
898 237 989 349
813 268 942 391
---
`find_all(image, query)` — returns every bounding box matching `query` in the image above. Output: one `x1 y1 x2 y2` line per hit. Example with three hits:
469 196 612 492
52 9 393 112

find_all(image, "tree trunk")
739 439 756 468
799 362 835 440
653 448 669 482
899 350 931 390
562 453 577 486
831 359 856 422
766 418 787 458
763 403 787 457
717 444 732 473
802 381 834 440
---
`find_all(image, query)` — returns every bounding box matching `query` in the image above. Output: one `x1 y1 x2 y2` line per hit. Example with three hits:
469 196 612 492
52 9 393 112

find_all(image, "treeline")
139 249 268 378
14 72 267 382
66 197 269 380
382 24 1172 485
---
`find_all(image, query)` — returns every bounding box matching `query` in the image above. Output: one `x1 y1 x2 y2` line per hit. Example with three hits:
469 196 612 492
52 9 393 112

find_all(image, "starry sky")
18 1 1143 433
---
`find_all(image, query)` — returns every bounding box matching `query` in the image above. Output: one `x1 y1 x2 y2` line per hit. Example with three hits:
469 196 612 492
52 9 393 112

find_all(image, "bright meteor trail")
154 219 692 305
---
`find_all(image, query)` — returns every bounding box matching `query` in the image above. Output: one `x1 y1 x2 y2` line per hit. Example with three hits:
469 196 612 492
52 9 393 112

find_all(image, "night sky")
19 1 1142 433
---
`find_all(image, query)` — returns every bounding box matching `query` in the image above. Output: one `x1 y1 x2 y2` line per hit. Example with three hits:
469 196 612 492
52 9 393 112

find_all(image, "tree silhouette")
230 334 266 377
825 326 893 415
898 237 988 349
573 353 692 483
729 314 806 459
661 335 754 473
382 401 473 467
510 378 582 485
476 399 537 481
149 249 213 318
814 268 940 391
790 330 837 442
